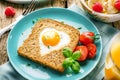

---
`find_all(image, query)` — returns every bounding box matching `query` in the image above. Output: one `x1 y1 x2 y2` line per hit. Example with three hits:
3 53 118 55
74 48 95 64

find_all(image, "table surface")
0 0 120 65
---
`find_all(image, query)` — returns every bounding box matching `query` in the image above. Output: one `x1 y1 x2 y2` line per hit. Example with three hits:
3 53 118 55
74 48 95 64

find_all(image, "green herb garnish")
71 61 80 73
32 18 43 24
94 34 100 41
62 47 81 73
26 63 31 66
62 47 72 58
72 51 81 60
77 27 82 30
48 46 50 49
32 20 36 24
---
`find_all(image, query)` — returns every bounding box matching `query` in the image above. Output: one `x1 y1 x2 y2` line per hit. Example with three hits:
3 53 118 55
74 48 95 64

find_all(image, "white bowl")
80 0 120 23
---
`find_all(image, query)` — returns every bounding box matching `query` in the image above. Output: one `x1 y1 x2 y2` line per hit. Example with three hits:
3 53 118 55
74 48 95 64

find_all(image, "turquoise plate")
7 8 102 80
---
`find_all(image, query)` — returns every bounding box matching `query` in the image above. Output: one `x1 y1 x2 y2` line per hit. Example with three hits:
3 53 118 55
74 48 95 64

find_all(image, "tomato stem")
94 34 100 41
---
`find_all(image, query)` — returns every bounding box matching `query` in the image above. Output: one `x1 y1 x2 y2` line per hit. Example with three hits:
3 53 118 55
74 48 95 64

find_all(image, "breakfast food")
5 6 16 17
62 47 81 73
79 32 95 45
79 31 99 45
74 31 98 61
86 43 97 59
62 31 98 73
74 46 88 61
86 0 120 14
18 18 80 72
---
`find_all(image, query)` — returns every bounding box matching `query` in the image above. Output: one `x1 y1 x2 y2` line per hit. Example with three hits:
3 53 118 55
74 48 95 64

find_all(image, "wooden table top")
0 0 120 65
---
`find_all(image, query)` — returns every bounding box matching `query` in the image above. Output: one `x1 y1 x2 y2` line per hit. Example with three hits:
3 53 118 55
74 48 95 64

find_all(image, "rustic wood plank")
75 0 82 8
0 1 25 65
11 4 24 22
0 1 12 29
35 0 52 9
52 0 66 8
67 0 75 7
0 1 20 65
0 32 9 65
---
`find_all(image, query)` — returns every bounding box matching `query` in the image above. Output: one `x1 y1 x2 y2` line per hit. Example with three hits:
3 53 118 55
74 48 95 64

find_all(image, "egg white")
39 28 70 56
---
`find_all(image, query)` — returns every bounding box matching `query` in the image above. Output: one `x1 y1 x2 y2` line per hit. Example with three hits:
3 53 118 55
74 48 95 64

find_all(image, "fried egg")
39 28 70 56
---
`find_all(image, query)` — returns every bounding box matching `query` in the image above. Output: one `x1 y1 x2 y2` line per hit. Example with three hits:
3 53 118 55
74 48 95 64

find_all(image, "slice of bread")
18 19 80 72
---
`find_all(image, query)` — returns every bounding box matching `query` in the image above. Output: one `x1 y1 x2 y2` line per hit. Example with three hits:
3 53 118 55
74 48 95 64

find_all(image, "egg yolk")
42 31 60 46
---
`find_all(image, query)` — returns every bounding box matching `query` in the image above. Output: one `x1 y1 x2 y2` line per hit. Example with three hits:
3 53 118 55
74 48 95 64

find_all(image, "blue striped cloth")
0 4 119 80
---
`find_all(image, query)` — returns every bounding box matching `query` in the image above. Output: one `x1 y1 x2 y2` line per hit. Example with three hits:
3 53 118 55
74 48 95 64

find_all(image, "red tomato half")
80 32 95 45
75 46 88 61
87 43 97 59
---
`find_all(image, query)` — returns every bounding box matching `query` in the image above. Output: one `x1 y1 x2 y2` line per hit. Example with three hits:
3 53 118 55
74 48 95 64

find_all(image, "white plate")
5 0 49 4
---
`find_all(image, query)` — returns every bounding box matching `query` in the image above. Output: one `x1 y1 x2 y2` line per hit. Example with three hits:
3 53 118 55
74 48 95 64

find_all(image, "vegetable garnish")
26 63 31 66
74 46 88 61
32 18 43 24
77 27 82 30
47 46 50 49
87 43 97 59
79 32 100 45
62 47 81 73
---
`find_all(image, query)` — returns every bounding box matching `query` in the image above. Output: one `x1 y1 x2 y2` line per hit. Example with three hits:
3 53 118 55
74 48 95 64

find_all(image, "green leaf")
32 20 36 24
94 34 100 41
62 58 74 68
62 47 72 58
72 51 81 60
26 63 31 66
47 46 50 49
71 61 80 73
77 27 82 30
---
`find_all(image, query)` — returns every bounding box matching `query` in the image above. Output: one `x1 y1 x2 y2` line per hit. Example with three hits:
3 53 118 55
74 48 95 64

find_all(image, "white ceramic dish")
5 0 48 4
80 0 120 23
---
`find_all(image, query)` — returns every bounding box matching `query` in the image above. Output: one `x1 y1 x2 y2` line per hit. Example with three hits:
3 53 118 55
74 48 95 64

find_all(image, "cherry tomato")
80 32 95 45
74 46 88 61
87 43 97 59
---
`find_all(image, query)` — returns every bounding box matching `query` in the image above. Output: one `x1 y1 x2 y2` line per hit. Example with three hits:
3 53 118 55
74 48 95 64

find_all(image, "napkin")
0 4 119 80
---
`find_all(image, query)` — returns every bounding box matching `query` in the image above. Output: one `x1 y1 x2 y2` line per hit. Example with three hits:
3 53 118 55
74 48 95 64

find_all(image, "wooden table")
0 0 120 65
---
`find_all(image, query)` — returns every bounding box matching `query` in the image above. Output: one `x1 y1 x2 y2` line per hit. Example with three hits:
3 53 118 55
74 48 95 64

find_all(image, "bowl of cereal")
80 0 120 23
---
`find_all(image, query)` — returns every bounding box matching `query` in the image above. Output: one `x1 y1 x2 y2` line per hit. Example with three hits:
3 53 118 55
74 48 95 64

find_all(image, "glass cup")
104 33 120 80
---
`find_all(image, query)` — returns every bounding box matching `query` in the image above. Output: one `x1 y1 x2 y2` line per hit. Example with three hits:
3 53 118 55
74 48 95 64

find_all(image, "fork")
0 0 37 37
